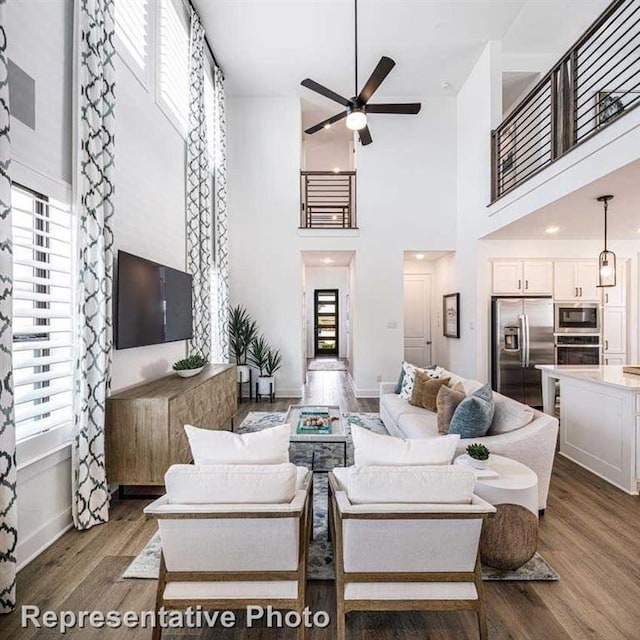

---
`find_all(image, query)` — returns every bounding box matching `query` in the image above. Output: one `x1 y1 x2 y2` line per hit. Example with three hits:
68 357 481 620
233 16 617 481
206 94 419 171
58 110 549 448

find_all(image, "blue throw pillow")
394 367 405 394
448 383 495 438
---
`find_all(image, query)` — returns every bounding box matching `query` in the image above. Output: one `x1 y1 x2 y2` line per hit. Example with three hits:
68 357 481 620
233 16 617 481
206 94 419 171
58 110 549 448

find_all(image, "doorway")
403 274 432 366
314 289 339 357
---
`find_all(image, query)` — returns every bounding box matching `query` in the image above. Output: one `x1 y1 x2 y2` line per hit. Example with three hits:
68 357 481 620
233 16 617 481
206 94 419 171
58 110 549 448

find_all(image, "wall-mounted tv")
115 251 193 350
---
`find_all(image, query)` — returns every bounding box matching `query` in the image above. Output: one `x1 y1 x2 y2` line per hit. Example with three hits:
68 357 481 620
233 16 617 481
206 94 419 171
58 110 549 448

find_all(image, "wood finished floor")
2 370 640 640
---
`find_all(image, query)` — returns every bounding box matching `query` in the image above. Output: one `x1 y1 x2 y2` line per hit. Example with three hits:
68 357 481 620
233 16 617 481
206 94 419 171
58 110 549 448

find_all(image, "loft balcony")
300 171 357 230
491 0 640 202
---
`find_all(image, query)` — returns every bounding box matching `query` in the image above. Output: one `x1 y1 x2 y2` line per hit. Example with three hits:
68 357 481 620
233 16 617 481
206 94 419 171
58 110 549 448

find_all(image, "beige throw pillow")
436 383 466 434
410 371 451 411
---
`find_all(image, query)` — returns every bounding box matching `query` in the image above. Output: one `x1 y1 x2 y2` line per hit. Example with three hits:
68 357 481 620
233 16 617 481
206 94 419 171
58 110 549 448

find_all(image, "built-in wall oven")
554 302 600 334
555 335 601 365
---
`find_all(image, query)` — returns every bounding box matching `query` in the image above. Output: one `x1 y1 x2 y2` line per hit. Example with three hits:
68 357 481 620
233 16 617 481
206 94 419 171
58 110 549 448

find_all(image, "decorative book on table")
297 407 332 434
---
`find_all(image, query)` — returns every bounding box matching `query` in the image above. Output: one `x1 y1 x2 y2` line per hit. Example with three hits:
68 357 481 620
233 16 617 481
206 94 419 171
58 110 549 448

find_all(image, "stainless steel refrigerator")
491 297 554 408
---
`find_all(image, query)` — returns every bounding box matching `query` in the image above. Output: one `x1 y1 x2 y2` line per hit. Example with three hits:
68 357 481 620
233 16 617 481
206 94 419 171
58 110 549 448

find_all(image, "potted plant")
249 334 269 385
173 353 207 378
229 305 258 383
465 443 490 469
261 347 282 396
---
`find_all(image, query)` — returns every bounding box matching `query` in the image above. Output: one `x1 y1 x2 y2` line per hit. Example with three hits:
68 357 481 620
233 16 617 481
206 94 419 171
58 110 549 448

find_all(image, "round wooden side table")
472 454 539 571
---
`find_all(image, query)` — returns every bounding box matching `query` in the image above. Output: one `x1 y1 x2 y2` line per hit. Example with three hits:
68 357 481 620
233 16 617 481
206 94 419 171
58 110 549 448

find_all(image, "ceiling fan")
301 0 421 146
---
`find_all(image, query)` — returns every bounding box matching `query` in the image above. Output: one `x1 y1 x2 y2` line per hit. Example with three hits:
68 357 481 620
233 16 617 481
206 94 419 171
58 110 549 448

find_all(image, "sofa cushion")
436 384 466 434
351 425 460 466
489 393 535 434
410 371 451 411
381 393 431 424
400 362 445 399
165 463 298 504
345 465 475 505
397 412 439 438
185 423 290 465
394 366 405 394
448 383 495 438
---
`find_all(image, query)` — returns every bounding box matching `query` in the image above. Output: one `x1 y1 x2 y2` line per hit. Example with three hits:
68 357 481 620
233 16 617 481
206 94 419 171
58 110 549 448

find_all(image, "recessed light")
322 257 334 264
415 253 425 260
332 167 340 173
441 81 451 90
324 123 331 129
545 226 560 234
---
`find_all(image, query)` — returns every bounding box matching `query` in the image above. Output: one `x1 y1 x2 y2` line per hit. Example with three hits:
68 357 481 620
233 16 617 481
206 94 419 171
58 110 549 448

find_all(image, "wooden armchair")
328 467 496 640
144 463 313 640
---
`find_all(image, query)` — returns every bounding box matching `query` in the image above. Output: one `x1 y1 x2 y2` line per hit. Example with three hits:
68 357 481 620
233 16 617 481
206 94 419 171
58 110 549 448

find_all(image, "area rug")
123 412 559 582
307 358 348 371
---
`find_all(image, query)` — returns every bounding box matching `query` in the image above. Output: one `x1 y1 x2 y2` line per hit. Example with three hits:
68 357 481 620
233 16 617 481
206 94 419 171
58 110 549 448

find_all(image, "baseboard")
17 507 73 571
348 373 379 398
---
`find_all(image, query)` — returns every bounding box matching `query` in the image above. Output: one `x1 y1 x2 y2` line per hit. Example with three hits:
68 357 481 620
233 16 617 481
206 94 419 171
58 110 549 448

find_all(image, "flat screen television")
115 251 193 349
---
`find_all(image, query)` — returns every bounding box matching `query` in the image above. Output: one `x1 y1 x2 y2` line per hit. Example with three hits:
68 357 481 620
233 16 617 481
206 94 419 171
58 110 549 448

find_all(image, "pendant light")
597 194 616 288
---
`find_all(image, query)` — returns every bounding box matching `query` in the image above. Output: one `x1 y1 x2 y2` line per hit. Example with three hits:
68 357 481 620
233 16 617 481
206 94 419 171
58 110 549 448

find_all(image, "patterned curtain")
72 0 115 530
212 64 228 362
0 0 17 613
186 11 212 360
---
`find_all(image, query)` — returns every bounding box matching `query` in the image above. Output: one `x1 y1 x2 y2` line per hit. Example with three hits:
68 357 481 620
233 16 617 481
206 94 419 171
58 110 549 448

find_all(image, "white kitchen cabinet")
523 261 553 294
603 307 626 354
553 261 599 301
603 261 627 307
492 261 552 295
492 262 523 295
604 355 625 365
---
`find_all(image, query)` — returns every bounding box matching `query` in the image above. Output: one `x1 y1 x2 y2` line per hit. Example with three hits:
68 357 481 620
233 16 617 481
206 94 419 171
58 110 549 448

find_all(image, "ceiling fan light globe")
346 110 367 130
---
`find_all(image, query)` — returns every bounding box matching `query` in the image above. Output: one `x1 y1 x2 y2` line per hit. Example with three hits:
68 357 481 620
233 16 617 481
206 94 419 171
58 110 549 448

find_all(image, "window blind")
11 185 74 442
115 0 148 73
159 0 190 135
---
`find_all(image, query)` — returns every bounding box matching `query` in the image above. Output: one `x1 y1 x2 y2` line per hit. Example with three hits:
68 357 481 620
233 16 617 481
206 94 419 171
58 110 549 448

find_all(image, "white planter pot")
175 366 204 378
257 376 274 395
236 365 250 383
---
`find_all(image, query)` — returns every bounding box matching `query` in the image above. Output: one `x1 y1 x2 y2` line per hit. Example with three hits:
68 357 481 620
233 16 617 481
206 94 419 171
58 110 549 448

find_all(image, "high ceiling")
195 0 610 98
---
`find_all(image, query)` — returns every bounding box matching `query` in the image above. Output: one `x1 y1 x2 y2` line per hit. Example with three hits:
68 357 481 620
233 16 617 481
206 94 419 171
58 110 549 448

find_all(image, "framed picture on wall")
443 293 460 339
596 90 640 127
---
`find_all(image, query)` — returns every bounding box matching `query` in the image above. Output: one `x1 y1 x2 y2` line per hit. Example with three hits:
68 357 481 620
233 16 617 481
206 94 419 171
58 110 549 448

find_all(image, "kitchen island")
537 365 639 495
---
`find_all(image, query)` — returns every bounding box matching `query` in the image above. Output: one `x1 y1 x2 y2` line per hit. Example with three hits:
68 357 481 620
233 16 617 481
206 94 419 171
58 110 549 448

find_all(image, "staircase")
300 171 356 229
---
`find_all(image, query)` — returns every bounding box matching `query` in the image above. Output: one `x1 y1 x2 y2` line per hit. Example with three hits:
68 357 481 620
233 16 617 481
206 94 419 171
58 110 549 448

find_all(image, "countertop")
536 364 640 391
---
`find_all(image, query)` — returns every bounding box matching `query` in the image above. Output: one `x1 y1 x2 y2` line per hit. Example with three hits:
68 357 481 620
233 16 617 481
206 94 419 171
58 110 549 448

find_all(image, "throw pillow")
448 383 495 438
489 393 535 434
436 383 466 434
184 423 290 465
399 362 418 399
409 371 451 411
394 367 405 394
351 425 460 466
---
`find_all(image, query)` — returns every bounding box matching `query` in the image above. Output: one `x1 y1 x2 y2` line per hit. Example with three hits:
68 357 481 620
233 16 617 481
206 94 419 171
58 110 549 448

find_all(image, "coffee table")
285 404 347 472
471 454 539 570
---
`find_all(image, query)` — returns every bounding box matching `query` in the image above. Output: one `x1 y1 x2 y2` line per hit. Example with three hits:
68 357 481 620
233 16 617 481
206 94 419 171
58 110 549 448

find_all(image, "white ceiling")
302 250 355 267
485 159 640 240
404 250 451 262
195 0 609 98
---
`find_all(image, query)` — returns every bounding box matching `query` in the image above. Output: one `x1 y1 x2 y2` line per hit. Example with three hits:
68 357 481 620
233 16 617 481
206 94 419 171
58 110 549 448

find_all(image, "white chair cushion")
351 425 460 466
165 463 298 504
184 423 290 465
345 465 475 504
489 393 534 434
397 412 439 438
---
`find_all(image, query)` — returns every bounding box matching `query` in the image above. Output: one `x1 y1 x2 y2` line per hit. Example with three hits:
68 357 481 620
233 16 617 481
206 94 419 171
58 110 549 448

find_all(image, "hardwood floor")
3 370 640 639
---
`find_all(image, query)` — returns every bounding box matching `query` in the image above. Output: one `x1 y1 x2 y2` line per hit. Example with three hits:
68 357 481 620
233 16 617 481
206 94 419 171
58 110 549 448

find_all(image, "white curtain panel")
72 0 115 530
186 11 212 360
0 0 17 613
213 64 229 362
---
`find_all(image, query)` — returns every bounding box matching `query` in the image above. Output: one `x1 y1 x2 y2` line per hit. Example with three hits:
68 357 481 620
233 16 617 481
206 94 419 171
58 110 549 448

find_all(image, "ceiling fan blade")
358 125 373 146
304 111 348 135
366 103 422 114
357 56 396 104
301 79 351 107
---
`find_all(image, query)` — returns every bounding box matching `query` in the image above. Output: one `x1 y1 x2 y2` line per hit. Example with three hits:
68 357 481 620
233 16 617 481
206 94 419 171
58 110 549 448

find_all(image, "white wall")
8 1 189 567
302 135 354 172
305 266 349 359
227 95 458 396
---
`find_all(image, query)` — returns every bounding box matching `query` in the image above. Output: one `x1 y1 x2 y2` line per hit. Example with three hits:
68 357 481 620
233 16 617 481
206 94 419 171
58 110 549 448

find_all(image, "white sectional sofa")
379 378 559 511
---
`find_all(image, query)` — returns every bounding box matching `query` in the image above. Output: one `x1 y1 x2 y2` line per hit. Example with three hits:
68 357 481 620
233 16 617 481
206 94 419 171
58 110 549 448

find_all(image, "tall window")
158 0 190 135
114 0 149 82
11 184 74 442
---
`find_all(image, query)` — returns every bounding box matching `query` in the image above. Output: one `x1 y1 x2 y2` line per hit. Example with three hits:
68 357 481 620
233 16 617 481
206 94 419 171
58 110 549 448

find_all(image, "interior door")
403 274 432 366
314 289 339 357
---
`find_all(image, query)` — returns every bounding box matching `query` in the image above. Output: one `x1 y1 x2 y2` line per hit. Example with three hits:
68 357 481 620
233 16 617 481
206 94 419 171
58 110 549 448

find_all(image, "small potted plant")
261 347 282 396
249 334 270 393
465 443 490 469
173 353 207 378
229 305 258 383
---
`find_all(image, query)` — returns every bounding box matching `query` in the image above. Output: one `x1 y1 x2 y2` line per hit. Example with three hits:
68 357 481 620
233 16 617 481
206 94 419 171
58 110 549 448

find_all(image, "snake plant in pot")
249 335 282 396
229 305 258 383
